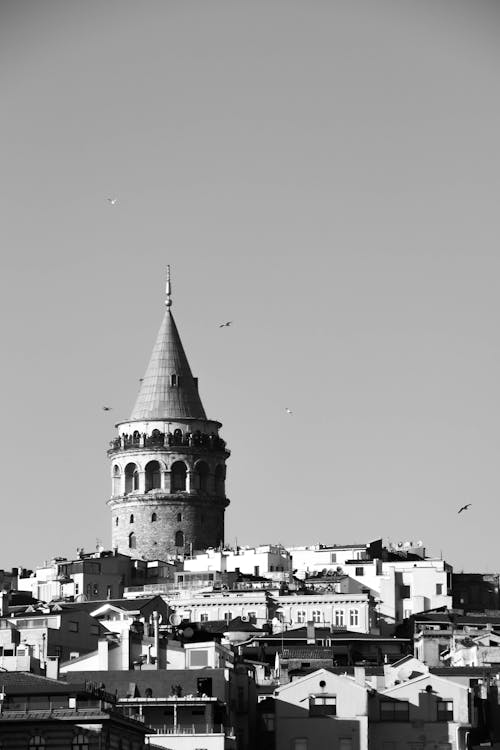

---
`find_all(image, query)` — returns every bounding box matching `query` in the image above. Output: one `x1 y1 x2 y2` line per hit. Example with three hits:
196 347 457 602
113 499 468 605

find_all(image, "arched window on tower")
124 463 139 494
215 464 225 496
193 461 210 492
151 512 157 522
115 517 119 526
171 461 187 492
175 530 184 549
145 460 161 492
112 465 121 496
129 532 136 550
130 514 134 523
177 512 182 522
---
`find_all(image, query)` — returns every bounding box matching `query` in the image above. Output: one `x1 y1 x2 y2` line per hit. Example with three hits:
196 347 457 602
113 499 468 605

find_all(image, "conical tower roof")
130 272 207 421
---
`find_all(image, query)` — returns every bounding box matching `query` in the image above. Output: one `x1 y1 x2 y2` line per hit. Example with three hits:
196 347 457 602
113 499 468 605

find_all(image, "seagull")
285 408 293 415
107 197 118 206
458 503 471 514
219 321 232 328
102 406 113 411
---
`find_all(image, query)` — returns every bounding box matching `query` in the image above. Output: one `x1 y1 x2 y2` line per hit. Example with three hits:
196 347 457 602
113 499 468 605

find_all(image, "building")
288 539 452 633
64 662 257 750
412 609 500 667
107 268 230 560
3 602 108 667
183 545 293 580
17 548 143 603
452 573 500 612
273 667 369 750
369 671 472 749
0 672 148 747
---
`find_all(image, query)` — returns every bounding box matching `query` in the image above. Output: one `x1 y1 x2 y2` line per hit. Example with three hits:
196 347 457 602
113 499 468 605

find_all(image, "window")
75 584 79 595
69 621 79 633
400 584 411 598
437 700 453 721
309 695 337 716
224 612 233 623
151 512 157 522
190 649 209 667
436 583 443 595
130 514 134 523
193 461 209 491
330 553 337 563
145 460 161 491
247 612 257 624
124 462 139 494
380 700 410 721
171 373 177 386
293 741 308 750
72 735 89 750
171 462 187 492
177 512 182 522
29 737 45 747
349 609 359 627
312 610 321 623
115 517 119 526
215 464 225 495
129 532 136 549
335 610 345 627
355 567 364 576
175 530 184 548
200 613 208 622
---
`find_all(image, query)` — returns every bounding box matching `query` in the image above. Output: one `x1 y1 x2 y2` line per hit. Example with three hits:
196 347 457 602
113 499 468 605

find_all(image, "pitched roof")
130 310 206 421
0 672 82 695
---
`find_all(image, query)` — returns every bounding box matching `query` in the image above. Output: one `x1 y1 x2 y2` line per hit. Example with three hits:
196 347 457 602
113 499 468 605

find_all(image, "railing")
152 725 231 735
108 432 228 453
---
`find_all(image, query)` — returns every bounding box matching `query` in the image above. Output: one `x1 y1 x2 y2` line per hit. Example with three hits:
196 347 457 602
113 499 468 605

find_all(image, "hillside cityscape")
0 274 498 749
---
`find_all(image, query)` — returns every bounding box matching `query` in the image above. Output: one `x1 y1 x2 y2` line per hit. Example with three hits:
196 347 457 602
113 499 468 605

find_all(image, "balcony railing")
151 725 232 735
108 432 228 454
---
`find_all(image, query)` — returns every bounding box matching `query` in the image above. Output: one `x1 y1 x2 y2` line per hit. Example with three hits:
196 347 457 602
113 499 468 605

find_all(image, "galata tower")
107 268 230 560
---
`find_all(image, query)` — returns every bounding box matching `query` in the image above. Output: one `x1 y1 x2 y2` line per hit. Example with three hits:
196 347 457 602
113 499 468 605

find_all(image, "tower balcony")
108 430 229 457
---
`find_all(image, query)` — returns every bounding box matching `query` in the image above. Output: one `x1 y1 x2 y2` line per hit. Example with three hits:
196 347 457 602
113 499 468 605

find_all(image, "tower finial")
165 265 172 308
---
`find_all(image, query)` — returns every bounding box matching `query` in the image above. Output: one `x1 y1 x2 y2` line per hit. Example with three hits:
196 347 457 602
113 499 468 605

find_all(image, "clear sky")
1 1 500 571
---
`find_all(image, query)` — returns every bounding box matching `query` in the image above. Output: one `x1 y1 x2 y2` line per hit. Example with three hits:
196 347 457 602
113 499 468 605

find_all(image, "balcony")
108 432 229 455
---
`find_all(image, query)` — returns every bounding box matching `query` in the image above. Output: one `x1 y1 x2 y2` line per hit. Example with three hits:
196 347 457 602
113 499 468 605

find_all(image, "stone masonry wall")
110 495 227 560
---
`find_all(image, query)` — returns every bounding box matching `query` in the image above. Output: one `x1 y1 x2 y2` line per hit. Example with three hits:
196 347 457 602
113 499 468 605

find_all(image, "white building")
273 592 376 634
183 545 292 579
168 590 271 627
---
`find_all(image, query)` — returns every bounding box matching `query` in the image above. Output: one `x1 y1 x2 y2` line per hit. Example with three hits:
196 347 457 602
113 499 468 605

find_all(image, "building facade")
107 269 230 561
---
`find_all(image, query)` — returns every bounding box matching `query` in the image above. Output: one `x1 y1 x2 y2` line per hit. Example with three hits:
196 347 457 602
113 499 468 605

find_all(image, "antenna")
165 265 172 308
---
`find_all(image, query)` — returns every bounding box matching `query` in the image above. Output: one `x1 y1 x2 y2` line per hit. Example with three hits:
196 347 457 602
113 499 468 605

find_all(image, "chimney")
306 621 315 645
46 656 59 680
354 665 366 686
98 638 109 670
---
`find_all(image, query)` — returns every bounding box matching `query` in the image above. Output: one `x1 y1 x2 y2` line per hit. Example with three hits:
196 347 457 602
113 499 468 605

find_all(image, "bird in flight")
458 503 471 514
107 197 118 206
285 408 293 415
219 321 232 328
102 406 112 411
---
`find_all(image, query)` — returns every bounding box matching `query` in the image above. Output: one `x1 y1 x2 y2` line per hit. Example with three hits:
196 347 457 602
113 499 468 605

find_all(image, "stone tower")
107 269 230 560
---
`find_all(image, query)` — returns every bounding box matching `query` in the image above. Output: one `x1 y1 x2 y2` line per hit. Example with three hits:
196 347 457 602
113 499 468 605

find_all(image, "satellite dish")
169 613 182 626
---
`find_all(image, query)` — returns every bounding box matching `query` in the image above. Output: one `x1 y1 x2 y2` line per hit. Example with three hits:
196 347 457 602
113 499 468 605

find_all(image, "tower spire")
165 265 172 308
